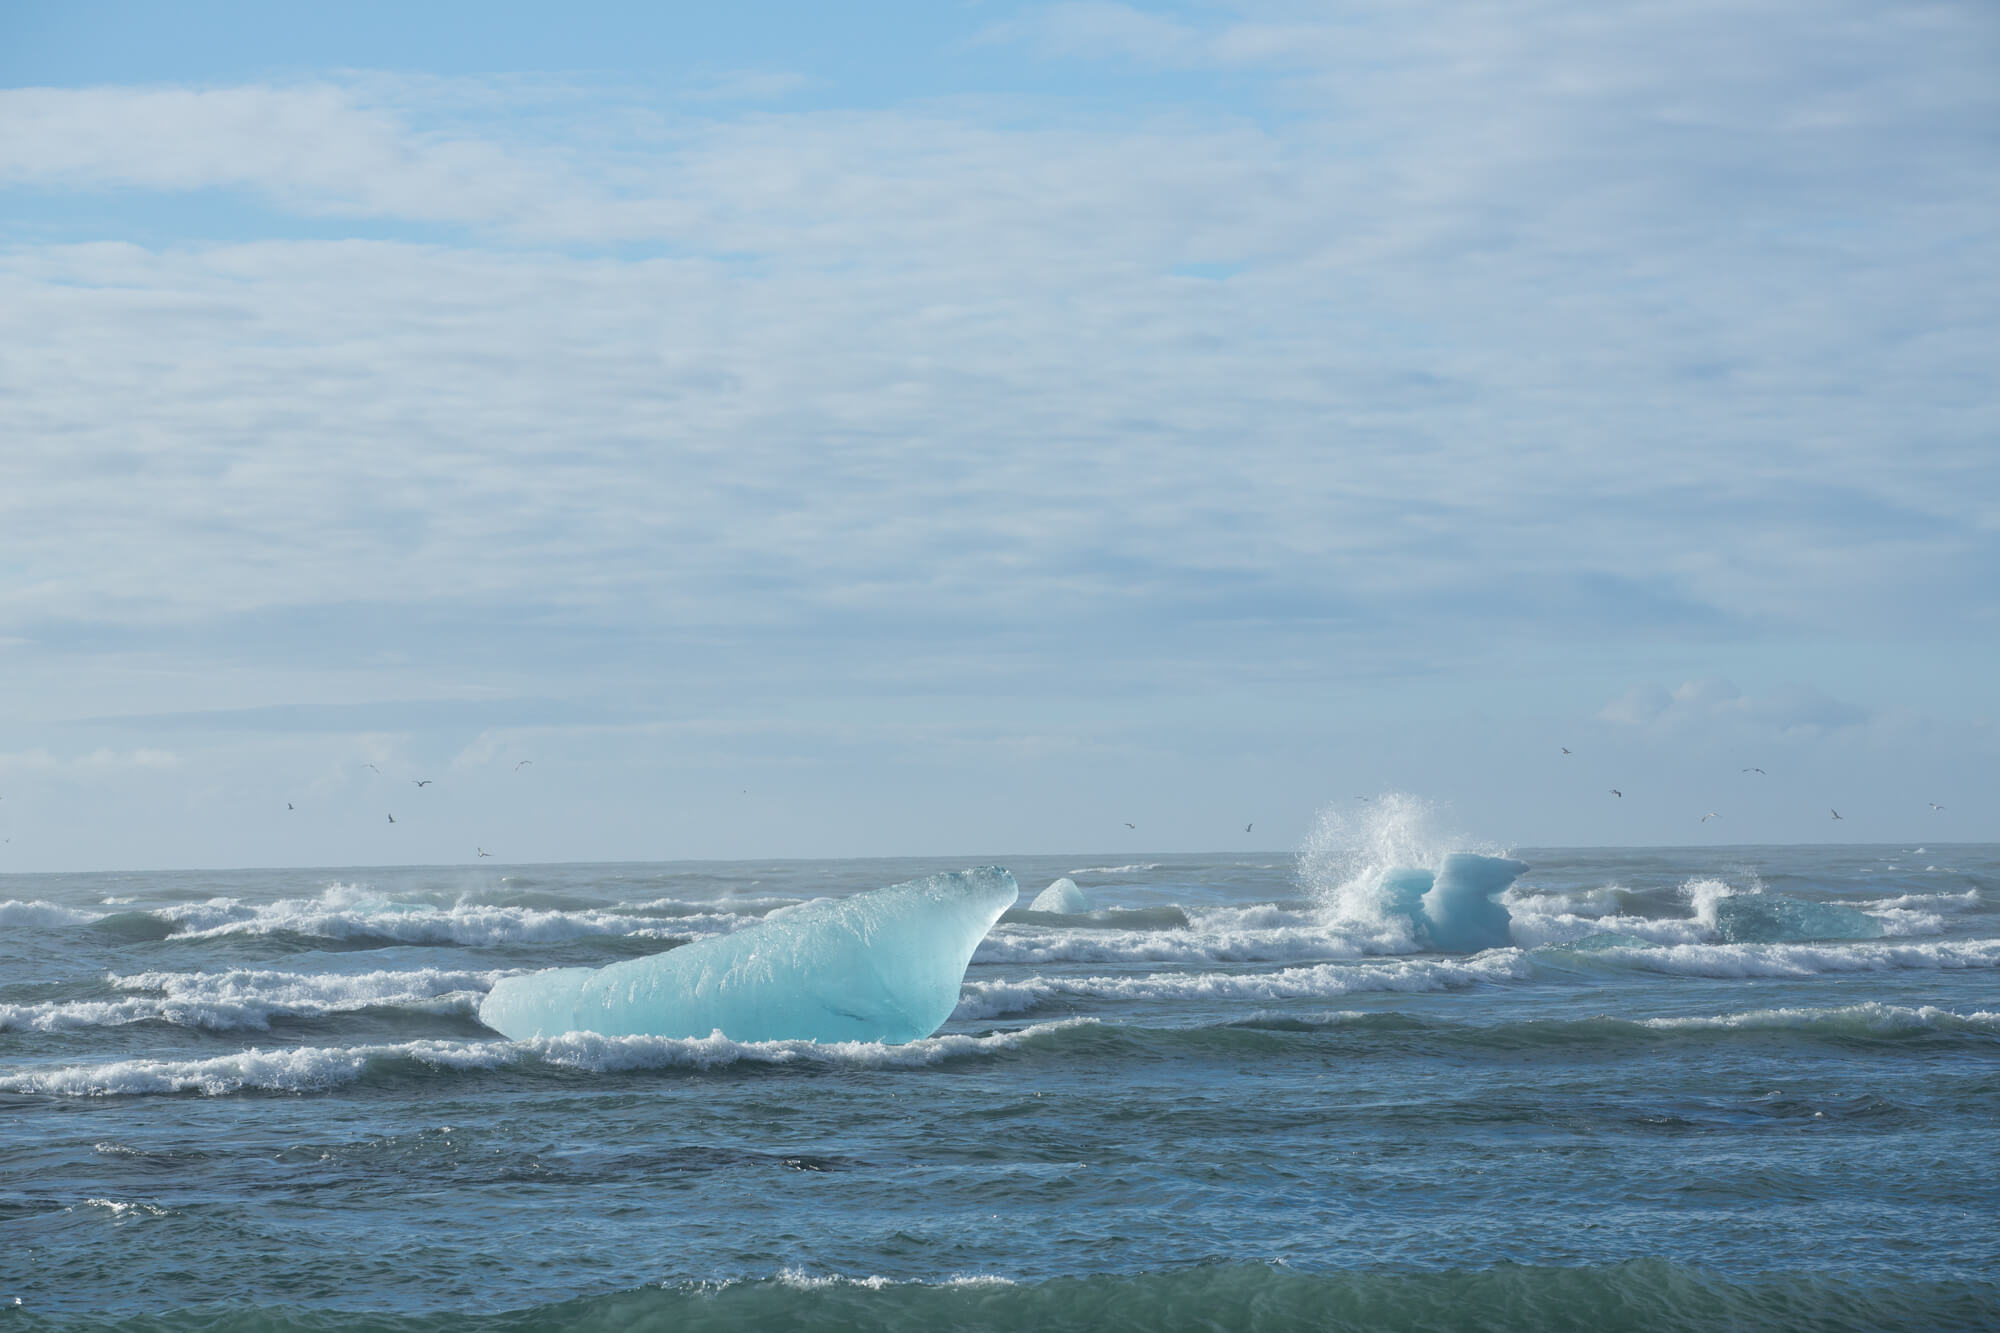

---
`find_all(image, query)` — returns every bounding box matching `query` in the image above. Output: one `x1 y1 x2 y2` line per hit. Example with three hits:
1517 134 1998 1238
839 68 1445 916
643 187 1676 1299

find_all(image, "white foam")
1861 889 1982 912
0 1038 512 1096
1640 1002 2000 1035
158 885 747 946
1 967 505 1033
1578 937 2000 979
1066 864 1161 875
0 899 101 928
526 1019 1090 1073
76 1198 174 1219
0 1020 1091 1095
974 921 1375 965
953 953 1534 1020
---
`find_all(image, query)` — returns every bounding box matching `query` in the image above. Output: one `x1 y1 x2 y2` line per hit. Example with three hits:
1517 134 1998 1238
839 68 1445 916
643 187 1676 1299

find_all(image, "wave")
0 899 100 929
1 885 775 949
1066 864 1161 875
1556 937 2000 979
23 1258 1995 1331
955 953 1535 1019
0 1020 1091 1097
0 967 503 1033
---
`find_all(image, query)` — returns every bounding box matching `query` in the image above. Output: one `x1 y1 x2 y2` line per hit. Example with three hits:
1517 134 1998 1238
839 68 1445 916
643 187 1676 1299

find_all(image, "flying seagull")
286 802 294 811
387 813 396 824
1701 812 1720 822
1830 809 1842 820
413 779 432 788
477 847 491 858
514 760 532 771
364 763 380 774
1561 747 1570 755
1928 802 1945 811
1124 822 1136 829
1742 767 1765 775
1610 789 1622 798
1245 822 1253 833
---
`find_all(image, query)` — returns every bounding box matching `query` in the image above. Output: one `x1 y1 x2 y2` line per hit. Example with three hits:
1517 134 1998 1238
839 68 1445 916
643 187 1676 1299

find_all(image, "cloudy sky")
2 0 1994 871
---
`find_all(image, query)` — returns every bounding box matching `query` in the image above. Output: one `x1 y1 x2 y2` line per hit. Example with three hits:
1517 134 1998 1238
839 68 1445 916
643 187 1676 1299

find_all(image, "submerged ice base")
479 868 1018 1044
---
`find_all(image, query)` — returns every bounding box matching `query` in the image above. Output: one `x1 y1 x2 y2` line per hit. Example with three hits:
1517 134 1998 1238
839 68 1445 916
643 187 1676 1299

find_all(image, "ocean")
3 825 1997 1330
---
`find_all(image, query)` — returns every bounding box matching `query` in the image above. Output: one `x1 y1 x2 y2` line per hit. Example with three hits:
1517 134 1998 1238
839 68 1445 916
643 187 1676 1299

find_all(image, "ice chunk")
1029 877 1090 914
1418 854 1528 952
479 867 1018 1044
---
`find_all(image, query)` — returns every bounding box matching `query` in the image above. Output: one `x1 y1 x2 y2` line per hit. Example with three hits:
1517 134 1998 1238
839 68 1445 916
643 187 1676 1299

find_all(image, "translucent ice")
478 868 1018 1043
1419 854 1528 952
1360 855 1528 952
1029 877 1090 914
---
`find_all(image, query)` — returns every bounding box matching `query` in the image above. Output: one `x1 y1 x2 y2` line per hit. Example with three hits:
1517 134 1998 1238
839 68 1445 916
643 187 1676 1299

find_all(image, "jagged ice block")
479 867 1018 1043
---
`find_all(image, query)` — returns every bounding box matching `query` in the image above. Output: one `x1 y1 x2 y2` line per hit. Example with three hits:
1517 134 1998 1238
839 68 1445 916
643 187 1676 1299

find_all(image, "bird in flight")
1701 812 1720 822
477 847 491 858
286 802 294 811
1244 822 1253 833
1561 747 1570 755
387 813 396 824
1830 809 1843 820
1928 802 1945 811
364 763 380 774
1124 822 1136 829
515 760 532 771
414 779 433 788
1610 789 1622 798
1742 767 1765 775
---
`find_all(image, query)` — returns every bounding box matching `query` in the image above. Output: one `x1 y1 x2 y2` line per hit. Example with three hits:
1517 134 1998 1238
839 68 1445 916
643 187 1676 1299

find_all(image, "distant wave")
1 886 777 948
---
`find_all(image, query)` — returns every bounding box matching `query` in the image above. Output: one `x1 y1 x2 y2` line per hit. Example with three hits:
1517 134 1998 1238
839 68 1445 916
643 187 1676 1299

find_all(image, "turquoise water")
3 844 1996 1330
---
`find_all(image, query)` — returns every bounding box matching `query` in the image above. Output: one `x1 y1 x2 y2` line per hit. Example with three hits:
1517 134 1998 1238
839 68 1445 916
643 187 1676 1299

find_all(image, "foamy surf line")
954 953 1535 1019
0 967 509 1033
1572 938 2000 978
1639 1002 2000 1036
0 1020 1093 1096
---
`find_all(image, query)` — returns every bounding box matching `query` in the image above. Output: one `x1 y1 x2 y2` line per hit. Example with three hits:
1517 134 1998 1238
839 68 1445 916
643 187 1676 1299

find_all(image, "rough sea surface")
3 834 1997 1330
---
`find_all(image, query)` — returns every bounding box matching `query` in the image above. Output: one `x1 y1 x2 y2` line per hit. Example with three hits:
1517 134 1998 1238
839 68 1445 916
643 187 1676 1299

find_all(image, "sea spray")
1296 794 1521 952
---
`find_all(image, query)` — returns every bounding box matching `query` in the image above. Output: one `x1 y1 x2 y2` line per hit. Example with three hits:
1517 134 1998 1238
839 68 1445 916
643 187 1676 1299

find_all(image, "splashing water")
1296 794 1517 951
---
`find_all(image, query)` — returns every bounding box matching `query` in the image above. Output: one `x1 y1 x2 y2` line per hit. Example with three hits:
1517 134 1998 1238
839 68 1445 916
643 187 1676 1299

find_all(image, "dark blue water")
3 841 1996 1330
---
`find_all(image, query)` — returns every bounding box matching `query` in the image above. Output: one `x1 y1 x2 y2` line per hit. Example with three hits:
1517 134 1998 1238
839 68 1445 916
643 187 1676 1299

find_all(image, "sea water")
2 821 1996 1329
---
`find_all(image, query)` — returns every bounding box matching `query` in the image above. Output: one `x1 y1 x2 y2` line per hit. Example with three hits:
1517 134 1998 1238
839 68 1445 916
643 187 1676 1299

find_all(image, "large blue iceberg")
1377 853 1528 952
479 867 1018 1043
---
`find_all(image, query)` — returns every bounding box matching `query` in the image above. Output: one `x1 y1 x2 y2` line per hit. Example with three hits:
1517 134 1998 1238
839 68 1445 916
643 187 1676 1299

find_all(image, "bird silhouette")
387 813 396 824
1701 812 1720 822
413 779 432 788
1610 789 1622 798
1245 822 1253 833
514 760 532 771
286 802 294 811
1124 822 1136 829
477 847 491 857
1830 809 1843 820
1928 802 1945 811
1561 747 1570 755
1742 767 1765 775
364 764 380 774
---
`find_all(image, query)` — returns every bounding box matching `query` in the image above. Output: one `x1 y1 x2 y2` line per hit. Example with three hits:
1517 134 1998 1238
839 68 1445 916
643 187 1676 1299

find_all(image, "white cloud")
1599 678 1868 734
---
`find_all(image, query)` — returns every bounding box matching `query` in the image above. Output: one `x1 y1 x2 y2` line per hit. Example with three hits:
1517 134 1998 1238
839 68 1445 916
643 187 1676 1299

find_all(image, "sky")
1 0 1995 871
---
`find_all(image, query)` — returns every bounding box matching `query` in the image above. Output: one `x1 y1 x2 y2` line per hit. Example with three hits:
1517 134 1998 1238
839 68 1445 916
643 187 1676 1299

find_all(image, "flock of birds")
1556 748 1945 825
271 759 534 860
